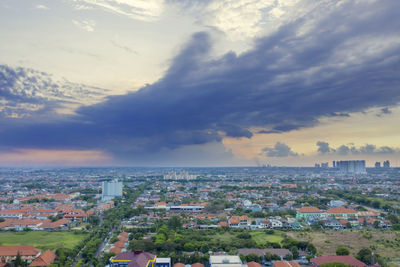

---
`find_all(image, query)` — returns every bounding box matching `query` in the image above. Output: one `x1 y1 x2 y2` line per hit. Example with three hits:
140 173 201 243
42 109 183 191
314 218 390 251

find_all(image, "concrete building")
102 180 123 201
163 171 197 180
209 255 246 267
383 160 390 168
336 160 366 174
296 207 324 221
375 162 381 168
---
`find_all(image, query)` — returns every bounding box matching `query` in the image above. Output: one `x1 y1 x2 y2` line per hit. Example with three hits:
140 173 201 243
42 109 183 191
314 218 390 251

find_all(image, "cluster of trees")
127 218 316 264
21 198 54 204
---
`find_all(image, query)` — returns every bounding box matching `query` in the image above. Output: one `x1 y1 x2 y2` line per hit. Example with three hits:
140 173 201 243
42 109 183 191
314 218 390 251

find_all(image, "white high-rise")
101 179 123 201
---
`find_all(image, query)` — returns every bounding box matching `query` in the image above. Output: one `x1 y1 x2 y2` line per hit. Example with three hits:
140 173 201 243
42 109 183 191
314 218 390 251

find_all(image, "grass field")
213 232 236 242
0 231 87 251
286 230 400 258
250 231 283 245
212 231 283 245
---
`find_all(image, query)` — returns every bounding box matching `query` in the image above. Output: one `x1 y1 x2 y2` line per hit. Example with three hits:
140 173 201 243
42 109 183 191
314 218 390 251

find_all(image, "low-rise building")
0 246 41 264
209 255 245 267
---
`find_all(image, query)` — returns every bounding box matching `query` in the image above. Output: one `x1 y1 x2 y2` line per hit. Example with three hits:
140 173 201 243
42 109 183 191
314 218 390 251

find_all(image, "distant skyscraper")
333 161 336 168
383 160 390 168
321 162 329 168
337 160 366 174
315 163 320 168
375 162 381 168
102 179 123 201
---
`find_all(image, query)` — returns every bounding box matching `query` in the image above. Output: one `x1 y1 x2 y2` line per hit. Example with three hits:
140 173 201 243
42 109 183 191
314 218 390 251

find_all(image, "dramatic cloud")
0 65 106 118
317 142 399 156
172 0 306 40
71 0 165 22
261 142 298 157
1 0 400 161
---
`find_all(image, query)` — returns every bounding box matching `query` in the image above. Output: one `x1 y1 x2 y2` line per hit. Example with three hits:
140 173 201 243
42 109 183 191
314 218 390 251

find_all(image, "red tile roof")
247 262 262 267
298 207 322 213
29 250 56 266
357 211 378 217
326 207 357 214
219 222 229 227
0 246 41 257
110 247 122 255
192 263 204 267
273 261 301 267
240 215 249 220
311 256 366 267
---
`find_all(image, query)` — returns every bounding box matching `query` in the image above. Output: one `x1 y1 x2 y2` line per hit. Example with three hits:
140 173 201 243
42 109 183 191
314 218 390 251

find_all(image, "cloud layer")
71 0 165 21
1 0 400 163
261 142 298 157
316 142 399 156
0 65 106 118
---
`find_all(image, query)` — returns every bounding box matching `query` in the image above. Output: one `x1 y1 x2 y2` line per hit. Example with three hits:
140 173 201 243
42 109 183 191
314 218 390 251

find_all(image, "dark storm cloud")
317 142 398 156
1 0 400 160
261 142 298 157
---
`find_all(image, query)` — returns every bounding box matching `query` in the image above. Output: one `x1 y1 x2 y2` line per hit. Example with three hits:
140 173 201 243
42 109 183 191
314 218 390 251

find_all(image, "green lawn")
213 232 236 242
0 231 87 251
212 231 283 245
250 231 283 245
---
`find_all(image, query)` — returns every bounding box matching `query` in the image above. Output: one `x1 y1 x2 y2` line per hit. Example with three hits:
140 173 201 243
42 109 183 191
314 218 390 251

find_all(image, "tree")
284 254 293 260
306 243 317 255
13 251 27 267
336 247 350 256
168 216 182 230
373 220 380 228
387 214 399 224
184 242 196 252
391 224 400 230
128 239 155 252
356 248 373 265
237 232 251 239
245 253 260 263
290 246 299 259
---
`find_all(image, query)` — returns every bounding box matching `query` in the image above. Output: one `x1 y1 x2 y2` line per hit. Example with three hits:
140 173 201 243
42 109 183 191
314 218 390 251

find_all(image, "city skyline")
1 0 400 167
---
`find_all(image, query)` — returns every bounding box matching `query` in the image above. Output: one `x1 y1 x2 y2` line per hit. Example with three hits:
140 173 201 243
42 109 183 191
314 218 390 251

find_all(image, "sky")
0 0 400 167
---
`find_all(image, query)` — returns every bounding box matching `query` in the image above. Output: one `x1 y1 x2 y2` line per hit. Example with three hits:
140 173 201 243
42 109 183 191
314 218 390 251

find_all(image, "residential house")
0 246 41 265
29 250 57 266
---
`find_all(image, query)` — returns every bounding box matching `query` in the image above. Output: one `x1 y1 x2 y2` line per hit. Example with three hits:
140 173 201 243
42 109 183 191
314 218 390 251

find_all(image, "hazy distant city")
0 165 399 266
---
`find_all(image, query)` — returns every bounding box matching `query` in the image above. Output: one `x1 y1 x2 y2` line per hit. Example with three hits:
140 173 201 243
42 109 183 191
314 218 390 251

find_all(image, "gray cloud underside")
0 0 400 159
316 141 399 156
261 142 298 157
